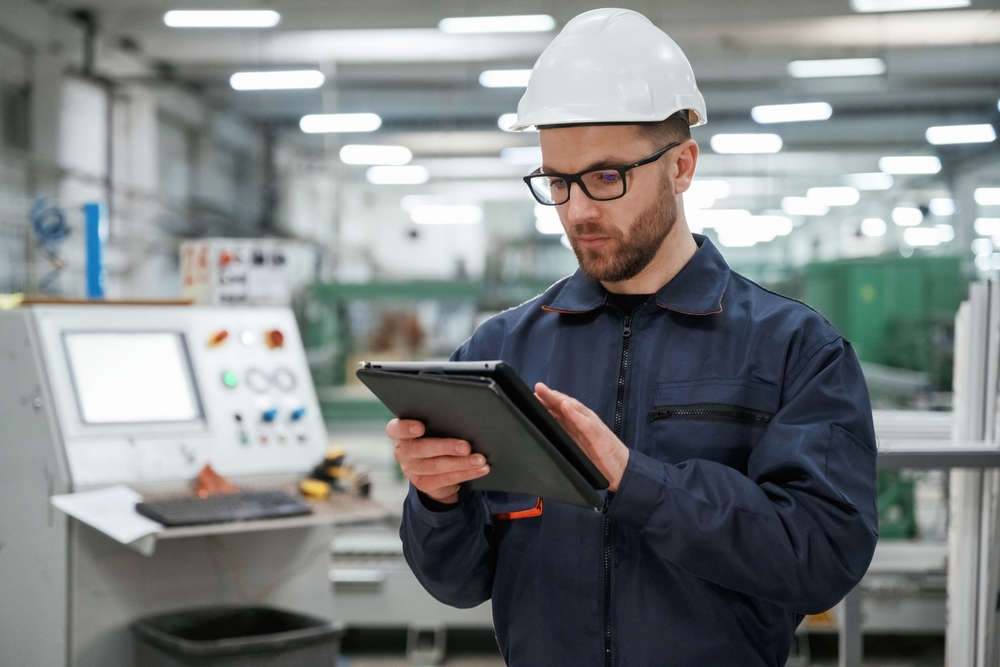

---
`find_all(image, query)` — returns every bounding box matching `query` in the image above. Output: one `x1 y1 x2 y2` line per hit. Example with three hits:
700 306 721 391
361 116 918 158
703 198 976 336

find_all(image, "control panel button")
262 409 278 423
240 330 256 346
273 368 296 392
221 371 238 388
264 330 285 349
245 368 270 393
208 330 229 347
290 407 306 421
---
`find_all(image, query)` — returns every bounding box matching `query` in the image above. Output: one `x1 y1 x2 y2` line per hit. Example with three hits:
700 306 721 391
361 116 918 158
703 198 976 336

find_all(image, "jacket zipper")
605 305 636 667
648 403 772 426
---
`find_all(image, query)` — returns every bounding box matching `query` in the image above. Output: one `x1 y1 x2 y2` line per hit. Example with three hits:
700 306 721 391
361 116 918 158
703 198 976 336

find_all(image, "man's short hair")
635 112 691 148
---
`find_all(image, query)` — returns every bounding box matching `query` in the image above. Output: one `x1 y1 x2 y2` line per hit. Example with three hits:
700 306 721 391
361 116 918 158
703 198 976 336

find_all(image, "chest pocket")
642 379 780 473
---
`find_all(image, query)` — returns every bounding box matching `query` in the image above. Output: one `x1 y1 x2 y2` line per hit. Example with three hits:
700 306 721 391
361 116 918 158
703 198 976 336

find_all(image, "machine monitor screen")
63 332 204 424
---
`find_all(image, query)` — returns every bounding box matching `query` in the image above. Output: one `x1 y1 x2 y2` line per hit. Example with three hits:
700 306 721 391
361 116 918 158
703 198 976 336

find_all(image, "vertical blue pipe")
83 202 106 299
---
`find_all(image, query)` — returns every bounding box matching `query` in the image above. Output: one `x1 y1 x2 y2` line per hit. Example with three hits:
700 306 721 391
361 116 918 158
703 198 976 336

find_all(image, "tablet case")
357 368 605 509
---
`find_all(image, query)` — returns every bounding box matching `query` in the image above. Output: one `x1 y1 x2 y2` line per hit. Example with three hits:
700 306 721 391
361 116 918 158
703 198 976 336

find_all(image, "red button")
208 330 229 347
264 330 284 349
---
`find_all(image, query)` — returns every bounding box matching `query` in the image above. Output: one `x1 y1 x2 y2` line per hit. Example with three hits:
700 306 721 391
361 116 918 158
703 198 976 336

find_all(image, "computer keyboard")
135 490 313 527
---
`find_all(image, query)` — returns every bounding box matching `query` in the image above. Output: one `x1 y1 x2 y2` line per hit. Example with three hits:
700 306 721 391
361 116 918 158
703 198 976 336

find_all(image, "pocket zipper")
648 403 772 426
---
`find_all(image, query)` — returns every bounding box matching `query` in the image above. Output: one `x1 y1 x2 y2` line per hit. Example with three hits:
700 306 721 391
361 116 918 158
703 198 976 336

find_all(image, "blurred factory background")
1 0 1000 665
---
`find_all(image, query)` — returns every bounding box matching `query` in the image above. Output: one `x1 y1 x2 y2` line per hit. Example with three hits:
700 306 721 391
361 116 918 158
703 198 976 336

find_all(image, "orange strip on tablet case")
492 497 543 520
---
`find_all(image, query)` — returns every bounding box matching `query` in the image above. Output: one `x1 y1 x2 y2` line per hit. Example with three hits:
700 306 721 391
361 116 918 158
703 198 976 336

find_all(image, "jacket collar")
541 234 730 316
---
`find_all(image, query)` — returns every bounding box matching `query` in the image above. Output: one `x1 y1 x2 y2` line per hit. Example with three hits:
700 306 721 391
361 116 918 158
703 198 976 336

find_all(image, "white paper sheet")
50 485 163 544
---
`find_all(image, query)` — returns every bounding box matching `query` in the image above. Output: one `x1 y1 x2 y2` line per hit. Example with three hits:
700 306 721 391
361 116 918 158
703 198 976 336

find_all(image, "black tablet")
357 361 608 509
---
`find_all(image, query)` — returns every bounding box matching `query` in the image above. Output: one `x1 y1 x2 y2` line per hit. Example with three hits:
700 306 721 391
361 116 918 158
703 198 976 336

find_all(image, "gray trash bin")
131 606 344 667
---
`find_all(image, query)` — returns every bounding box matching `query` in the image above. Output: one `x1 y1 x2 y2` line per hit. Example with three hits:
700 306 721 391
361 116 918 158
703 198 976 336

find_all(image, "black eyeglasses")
523 141 682 206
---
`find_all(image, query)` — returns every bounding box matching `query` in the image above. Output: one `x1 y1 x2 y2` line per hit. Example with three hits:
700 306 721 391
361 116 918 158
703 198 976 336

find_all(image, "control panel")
31 306 327 488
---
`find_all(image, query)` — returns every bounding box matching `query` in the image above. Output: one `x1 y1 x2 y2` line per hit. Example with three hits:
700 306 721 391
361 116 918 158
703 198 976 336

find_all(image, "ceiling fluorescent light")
498 113 518 132
480 70 532 88
892 207 924 226
439 14 555 34
164 10 280 28
230 70 324 91
340 145 411 166
972 238 994 256
781 197 829 216
975 188 1000 206
710 134 782 154
851 0 969 12
500 146 542 165
926 124 996 145
843 172 894 190
975 218 1000 236
684 180 732 210
807 187 860 206
534 205 563 234
299 113 381 133
878 156 942 175
929 198 958 216
410 205 483 225
861 218 888 237
365 166 430 185
787 58 886 79
751 102 832 124
903 227 943 247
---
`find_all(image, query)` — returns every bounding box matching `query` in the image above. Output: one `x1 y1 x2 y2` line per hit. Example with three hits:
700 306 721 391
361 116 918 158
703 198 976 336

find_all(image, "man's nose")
565 182 600 224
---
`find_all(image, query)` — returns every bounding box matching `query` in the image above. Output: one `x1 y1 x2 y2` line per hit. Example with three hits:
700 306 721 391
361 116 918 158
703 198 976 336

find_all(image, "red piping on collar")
541 305 591 314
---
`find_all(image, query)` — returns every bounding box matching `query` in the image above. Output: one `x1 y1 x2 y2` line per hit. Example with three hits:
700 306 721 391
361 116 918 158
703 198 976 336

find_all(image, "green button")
222 371 238 388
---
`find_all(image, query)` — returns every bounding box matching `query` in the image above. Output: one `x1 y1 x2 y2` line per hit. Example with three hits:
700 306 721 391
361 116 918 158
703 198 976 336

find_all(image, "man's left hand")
534 383 629 492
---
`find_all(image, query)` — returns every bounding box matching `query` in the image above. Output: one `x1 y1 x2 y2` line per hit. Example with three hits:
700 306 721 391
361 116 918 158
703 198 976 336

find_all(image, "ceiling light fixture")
926 124 997 145
340 145 412 165
480 70 533 88
439 14 555 34
365 166 430 185
684 180 732 210
751 102 832 124
975 188 1000 206
410 204 484 225
163 10 280 28
710 134 783 154
878 156 942 175
972 238 994 256
903 225 954 248
861 218 888 237
929 198 958 216
534 205 563 234
787 58 886 79
500 146 542 165
851 0 970 12
975 218 1000 236
807 187 860 206
892 207 924 226
299 113 381 133
781 197 830 216
843 172 895 191
230 70 325 91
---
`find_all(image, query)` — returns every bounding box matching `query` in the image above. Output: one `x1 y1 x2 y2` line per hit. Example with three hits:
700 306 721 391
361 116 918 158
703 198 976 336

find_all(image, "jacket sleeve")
400 485 496 608
398 337 497 608
606 336 878 614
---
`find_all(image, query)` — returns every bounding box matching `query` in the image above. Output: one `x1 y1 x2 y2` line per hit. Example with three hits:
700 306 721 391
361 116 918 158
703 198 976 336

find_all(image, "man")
388 8 878 666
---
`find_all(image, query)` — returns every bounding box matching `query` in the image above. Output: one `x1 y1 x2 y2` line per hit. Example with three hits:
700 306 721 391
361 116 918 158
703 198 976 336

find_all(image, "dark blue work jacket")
401 235 878 667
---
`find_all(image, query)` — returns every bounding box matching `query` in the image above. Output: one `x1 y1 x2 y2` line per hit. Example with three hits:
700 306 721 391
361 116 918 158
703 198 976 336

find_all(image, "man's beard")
567 186 677 284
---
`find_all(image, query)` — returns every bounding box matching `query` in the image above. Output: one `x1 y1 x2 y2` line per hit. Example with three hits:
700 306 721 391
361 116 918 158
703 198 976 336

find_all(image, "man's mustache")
567 222 623 240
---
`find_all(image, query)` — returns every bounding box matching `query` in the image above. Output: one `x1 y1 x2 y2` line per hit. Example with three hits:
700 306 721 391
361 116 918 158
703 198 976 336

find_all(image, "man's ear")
671 140 699 194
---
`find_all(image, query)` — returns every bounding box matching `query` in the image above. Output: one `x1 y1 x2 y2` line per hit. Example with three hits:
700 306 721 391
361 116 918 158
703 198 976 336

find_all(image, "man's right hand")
388 419 490 506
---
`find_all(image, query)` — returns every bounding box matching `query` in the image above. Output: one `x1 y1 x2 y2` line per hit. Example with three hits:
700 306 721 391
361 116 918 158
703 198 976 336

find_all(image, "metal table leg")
839 587 862 667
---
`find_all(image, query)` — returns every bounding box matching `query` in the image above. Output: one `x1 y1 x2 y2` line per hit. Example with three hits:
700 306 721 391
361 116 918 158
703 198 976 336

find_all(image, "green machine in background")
782 254 971 539
801 255 968 392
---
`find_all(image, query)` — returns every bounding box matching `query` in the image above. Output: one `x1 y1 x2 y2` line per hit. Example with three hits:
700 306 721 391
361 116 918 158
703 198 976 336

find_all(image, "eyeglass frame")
523 141 684 206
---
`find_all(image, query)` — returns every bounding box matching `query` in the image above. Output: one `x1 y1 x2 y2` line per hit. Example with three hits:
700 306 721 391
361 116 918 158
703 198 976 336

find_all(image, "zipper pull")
622 316 632 338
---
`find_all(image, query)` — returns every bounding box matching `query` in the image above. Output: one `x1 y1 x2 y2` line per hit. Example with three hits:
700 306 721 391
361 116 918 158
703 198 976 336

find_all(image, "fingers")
386 418 424 440
406 451 487 477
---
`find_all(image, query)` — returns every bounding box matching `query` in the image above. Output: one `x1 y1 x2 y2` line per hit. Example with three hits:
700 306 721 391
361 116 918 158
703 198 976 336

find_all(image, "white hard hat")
510 8 707 131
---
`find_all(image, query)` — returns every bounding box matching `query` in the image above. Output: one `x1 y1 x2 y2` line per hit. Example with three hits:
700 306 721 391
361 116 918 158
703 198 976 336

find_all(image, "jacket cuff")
406 484 472 528
606 449 664 529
